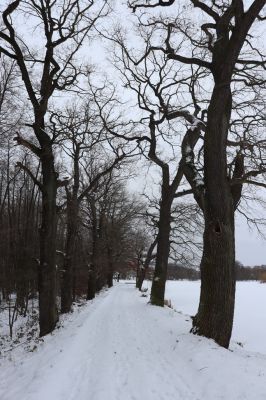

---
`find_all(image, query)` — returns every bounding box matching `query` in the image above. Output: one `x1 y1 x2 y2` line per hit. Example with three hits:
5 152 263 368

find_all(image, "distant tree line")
163 262 266 282
235 262 266 281
167 264 200 281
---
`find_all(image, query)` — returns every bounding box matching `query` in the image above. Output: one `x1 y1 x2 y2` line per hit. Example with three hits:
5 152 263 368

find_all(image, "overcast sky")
112 2 265 267
10 0 266 266
129 172 266 266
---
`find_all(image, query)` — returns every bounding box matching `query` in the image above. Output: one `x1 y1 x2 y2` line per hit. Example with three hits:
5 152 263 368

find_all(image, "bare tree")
128 0 265 347
136 235 157 291
52 93 132 312
104 28 206 306
81 171 144 296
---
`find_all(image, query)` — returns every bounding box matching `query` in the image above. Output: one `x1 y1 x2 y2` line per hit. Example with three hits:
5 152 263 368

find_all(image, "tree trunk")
107 271 113 288
189 1 265 348
95 273 104 292
138 237 158 291
150 191 172 306
87 265 96 300
61 148 80 313
16 253 27 314
136 262 140 289
107 265 113 288
61 198 78 313
136 267 145 291
38 144 58 337
192 84 235 348
87 198 97 300
107 245 113 288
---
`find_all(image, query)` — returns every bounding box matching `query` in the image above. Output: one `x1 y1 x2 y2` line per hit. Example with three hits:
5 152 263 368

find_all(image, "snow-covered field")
0 281 266 400
161 280 266 354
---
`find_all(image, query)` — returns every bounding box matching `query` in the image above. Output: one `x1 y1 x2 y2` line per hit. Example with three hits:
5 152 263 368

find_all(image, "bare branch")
16 162 43 191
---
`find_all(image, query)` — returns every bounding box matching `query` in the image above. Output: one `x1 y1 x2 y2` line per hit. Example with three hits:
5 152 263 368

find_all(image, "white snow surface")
1 281 266 400
162 280 266 354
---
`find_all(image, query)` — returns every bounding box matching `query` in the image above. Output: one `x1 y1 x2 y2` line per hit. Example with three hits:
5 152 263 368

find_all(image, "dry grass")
164 299 173 309
260 272 266 283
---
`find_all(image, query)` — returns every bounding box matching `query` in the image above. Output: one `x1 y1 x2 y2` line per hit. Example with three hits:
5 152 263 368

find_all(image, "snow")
0 298 39 351
184 144 191 154
190 116 202 131
1 281 266 400
193 175 204 187
162 280 266 354
184 145 192 163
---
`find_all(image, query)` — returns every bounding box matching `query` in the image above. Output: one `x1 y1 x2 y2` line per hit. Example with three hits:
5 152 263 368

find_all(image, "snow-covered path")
1 282 266 400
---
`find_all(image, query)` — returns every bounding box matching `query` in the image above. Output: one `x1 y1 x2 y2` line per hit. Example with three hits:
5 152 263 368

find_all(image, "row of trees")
164 262 266 281
235 261 266 281
0 0 154 337
0 0 265 350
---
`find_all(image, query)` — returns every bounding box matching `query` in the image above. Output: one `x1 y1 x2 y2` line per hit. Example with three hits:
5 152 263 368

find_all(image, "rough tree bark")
130 0 265 347
137 237 157 291
38 138 58 335
150 190 172 305
190 0 265 347
61 196 78 313
87 196 97 300
191 84 235 347
107 245 114 288
61 150 79 313
148 113 193 306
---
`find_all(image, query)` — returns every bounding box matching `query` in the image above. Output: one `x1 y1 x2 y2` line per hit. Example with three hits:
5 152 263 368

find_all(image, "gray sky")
129 172 266 267
235 220 265 266
115 2 266 266
7 0 265 266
